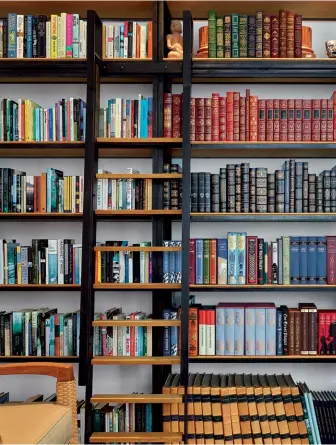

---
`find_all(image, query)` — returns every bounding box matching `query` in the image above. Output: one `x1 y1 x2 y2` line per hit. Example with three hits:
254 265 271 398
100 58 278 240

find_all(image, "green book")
203 239 210 284
282 236 290 284
224 16 232 57
231 13 239 58
238 15 248 57
264 241 268 284
12 310 24 355
216 16 224 58
208 10 217 58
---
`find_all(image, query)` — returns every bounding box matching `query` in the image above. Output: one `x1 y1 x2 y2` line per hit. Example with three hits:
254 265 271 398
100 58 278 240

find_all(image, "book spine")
266 99 274 141
245 308 255 355
300 236 308 285
190 97 196 142
301 308 309 355
216 17 224 58
321 99 328 142
255 11 263 58
237 233 246 285
279 99 288 141
208 10 217 58
328 98 334 141
8 13 17 58
211 93 220 141
162 309 171 356
239 15 248 58
288 310 295 355
308 308 318 355
295 99 303 141
224 16 231 58
209 239 217 284
216 307 225 355
316 237 327 284
282 307 289 355
189 308 198 356
266 308 276 355
234 307 244 356
294 14 302 58
327 236 336 284
235 164 241 213
172 94 182 138
231 13 239 58
247 16 256 58
245 88 250 141
257 238 264 285
279 10 287 58
249 96 258 141
256 308 266 355
66 14 73 57
239 96 246 141
290 237 300 284
271 16 279 57
196 98 205 141
276 309 283 355
303 99 312 141
312 99 321 141
227 233 237 285
16 15 24 58
203 239 210 285
224 307 234 355
211 173 220 213
286 11 295 58
163 93 172 138
207 309 215 356
196 239 203 284
288 99 295 142
258 99 266 141
217 238 228 285
272 241 278 284
227 164 235 212
198 309 206 355
262 15 271 58
247 236 258 284
273 99 280 141
282 236 290 285
294 310 301 356
276 170 285 213
233 92 240 142
307 237 317 284
219 96 226 141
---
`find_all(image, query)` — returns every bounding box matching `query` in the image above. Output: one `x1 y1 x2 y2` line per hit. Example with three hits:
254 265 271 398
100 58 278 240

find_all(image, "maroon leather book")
204 98 212 142
321 99 328 142
258 99 266 141
294 14 302 58
299 306 309 355
172 94 182 138
312 99 321 142
219 96 226 141
327 236 336 284
239 96 246 141
271 16 279 58
195 98 205 141
288 309 295 356
226 92 234 141
247 236 258 284
287 99 295 142
249 96 258 141
286 10 295 58
163 92 172 137
294 310 301 355
280 99 288 141
211 93 220 141
245 88 250 141
233 92 240 142
266 99 274 141
190 97 196 142
302 99 312 141
273 99 280 141
295 99 302 142
279 10 287 58
328 98 334 141
189 238 196 284
262 15 271 58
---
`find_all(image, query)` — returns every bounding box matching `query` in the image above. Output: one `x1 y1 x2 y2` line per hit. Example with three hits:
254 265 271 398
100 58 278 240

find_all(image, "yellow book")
51 15 58 58
64 177 68 211
17 246 21 284
97 252 101 283
25 100 30 142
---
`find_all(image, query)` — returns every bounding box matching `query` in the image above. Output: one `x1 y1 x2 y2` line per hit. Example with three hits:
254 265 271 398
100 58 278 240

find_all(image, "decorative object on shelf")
326 40 336 58
166 20 183 59
302 26 316 58
195 26 208 58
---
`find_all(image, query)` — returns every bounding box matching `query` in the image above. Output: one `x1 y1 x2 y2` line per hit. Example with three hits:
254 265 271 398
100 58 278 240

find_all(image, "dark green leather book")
208 10 217 58
256 11 263 58
238 15 248 57
216 16 224 58
224 15 231 58
203 239 210 284
231 13 239 58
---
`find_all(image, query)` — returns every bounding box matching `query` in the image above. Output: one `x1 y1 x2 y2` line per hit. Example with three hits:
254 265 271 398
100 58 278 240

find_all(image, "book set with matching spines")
103 22 153 59
163 163 183 210
163 308 179 356
0 13 87 59
163 373 309 444
163 241 182 284
189 234 336 286
207 9 302 59
0 239 82 285
0 98 86 142
191 161 336 214
93 308 152 357
0 309 80 357
0 168 83 213
166 90 336 142
99 96 152 139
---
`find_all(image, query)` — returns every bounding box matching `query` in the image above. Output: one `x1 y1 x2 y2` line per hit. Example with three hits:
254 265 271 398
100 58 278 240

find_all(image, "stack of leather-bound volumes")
163 373 313 444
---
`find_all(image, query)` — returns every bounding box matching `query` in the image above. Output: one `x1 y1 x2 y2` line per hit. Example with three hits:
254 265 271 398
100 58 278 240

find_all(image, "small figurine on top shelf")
167 20 183 59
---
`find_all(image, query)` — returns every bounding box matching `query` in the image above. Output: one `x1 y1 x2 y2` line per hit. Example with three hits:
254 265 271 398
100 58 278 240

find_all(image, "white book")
0 240 4 284
102 178 108 210
97 178 102 210
115 98 121 138
79 20 84 58
83 21 87 58
207 323 215 355
132 22 137 58
58 239 64 284
16 15 24 58
111 179 117 210
140 24 147 58
119 252 125 283
199 322 206 355
45 247 49 284
124 32 128 59
128 255 133 283
57 16 61 58
126 179 132 210
46 21 51 58
108 25 114 58
45 319 50 356
60 13 66 58
103 108 107 138
72 176 76 213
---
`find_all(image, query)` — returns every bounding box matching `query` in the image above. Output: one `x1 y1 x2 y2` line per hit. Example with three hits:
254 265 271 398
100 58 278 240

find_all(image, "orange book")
54 315 60 356
220 375 233 445
136 25 140 58
189 306 198 356
170 374 180 434
209 239 217 284
193 374 204 444
211 374 224 445
178 381 185 441
249 96 258 141
39 173 47 212
188 374 197 444
147 21 153 59
162 374 174 433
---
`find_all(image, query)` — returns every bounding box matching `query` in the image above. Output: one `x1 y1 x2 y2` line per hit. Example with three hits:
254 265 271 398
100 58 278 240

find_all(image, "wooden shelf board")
95 210 182 216
190 212 336 222
0 58 86 62
0 141 84 145
90 432 182 443
91 393 182 403
96 173 182 179
0 212 82 217
0 284 80 290
192 141 336 145
0 356 79 361
94 246 181 252
191 355 325 359
103 58 153 61
92 319 181 327
97 137 182 145
190 284 336 292
0 148 85 158
94 283 181 290
193 57 333 62
92 356 180 365
191 212 336 216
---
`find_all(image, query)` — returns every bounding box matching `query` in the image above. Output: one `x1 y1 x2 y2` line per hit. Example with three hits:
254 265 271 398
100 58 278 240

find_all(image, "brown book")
195 98 205 142
262 15 271 58
276 375 300 444
302 99 312 142
253 375 272 444
245 89 250 141
258 99 266 141
294 309 301 356
266 99 274 141
259 374 279 441
211 93 220 141
285 376 309 444
288 99 295 142
233 92 240 142
163 92 172 138
221 375 234 444
172 94 182 138
226 92 234 141
295 99 303 142
299 304 309 355
202 374 214 444
327 98 334 141
205 98 212 142
34 175 39 212
308 304 318 355
288 309 296 355
256 11 263 58
245 375 262 444
170 374 180 434
235 375 252 444
228 374 242 445
239 96 246 141
267 375 290 444
193 374 204 445
190 97 196 142
188 374 197 444
219 96 226 141
178 381 185 439
286 11 295 58
280 99 288 141
279 10 287 58
211 374 224 444
321 98 328 142
294 14 302 58
312 99 321 142
189 307 198 356
273 99 280 141
271 16 279 58
39 173 47 213
249 96 258 141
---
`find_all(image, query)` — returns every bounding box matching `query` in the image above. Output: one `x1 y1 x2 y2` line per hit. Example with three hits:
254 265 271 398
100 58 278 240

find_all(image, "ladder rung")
89 432 182 443
91 393 182 403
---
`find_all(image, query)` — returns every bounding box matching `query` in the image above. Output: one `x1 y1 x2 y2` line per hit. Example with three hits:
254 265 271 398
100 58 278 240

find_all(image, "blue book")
245 306 255 355
110 99 116 137
227 233 237 285
126 100 131 135
145 404 152 432
49 108 53 141
75 247 80 284
276 308 283 355
290 236 300 284
175 241 182 284
170 311 178 356
169 241 176 283
234 306 244 355
46 168 52 213
224 306 234 355
307 237 317 285
148 98 153 135
119 24 124 58
196 239 203 284
255 307 266 356
236 233 247 285
162 309 171 356
217 238 228 284
215 306 225 355
26 15 33 57
140 99 148 138
8 13 17 58
48 240 58 284
49 315 55 356
266 306 276 355
299 236 308 284
316 236 327 284
162 241 169 283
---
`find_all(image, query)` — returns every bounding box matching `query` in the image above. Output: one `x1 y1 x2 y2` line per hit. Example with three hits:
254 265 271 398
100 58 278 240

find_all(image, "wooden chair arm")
0 363 74 382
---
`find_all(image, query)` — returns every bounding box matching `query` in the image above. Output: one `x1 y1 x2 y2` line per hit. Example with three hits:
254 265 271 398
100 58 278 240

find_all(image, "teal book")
7 242 18 285
12 311 24 355
59 314 64 356
48 240 58 284
228 233 237 284
145 404 152 432
49 314 55 356
232 13 239 58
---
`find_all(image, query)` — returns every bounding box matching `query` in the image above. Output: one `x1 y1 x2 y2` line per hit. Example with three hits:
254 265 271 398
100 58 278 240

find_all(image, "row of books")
103 22 152 59
99 97 152 139
0 98 86 142
0 168 84 213
189 234 334 286
0 309 80 357
207 9 302 58
191 161 336 214
164 91 336 142
0 239 81 285
93 308 152 357
2 14 87 58
162 373 310 444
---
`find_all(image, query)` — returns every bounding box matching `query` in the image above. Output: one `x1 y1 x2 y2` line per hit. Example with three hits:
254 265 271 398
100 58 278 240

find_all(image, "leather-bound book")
188 307 198 355
328 98 334 141
216 17 224 58
163 92 172 137
259 375 278 441
279 10 287 58
228 374 242 444
298 303 309 354
239 15 248 57
196 26 208 59
172 94 182 137
220 375 233 444
249 96 258 141
302 99 312 141
332 91 336 141
266 99 274 141
202 374 214 444
262 15 271 58
294 14 302 57
273 99 280 141
258 99 266 141
247 15 256 58
205 98 212 141
211 374 224 445
232 13 239 58
294 99 302 142
242 162 250 213
245 88 250 141
256 11 263 58
294 309 301 355
288 308 295 355
245 375 262 444
286 11 295 57
187 374 197 443
287 99 295 142
219 96 226 141
327 236 336 284
312 99 321 142
193 374 204 445
235 164 242 213
195 98 205 141
190 97 196 142
208 10 217 58
162 374 174 433
224 16 231 58
211 93 220 141
236 374 252 444
247 236 258 284
275 375 300 444
226 92 234 141
279 99 288 142
321 99 328 141
234 92 241 142
271 16 279 57
239 96 246 141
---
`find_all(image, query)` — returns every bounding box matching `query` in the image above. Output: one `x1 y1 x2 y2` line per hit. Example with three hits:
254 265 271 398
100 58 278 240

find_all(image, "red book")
321 99 328 142
294 99 302 141
211 93 220 141
206 309 215 354
279 10 287 58
172 94 182 138
204 98 212 141
273 99 280 141
286 10 295 58
210 239 217 284
233 92 240 141
249 96 258 141
271 16 279 58
318 311 326 354
195 98 205 141
163 93 172 137
325 312 332 355
302 99 312 141
247 236 258 284
266 99 274 141
294 14 302 58
287 99 295 141
189 307 198 356
190 97 196 142
328 98 334 141
147 21 153 59
327 236 336 284
245 88 250 141
239 96 246 141
268 244 272 284
219 96 226 141
312 99 321 142
331 91 336 141
279 99 288 141
257 99 266 141
189 238 196 284
226 92 234 141
34 175 39 212
262 15 271 58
